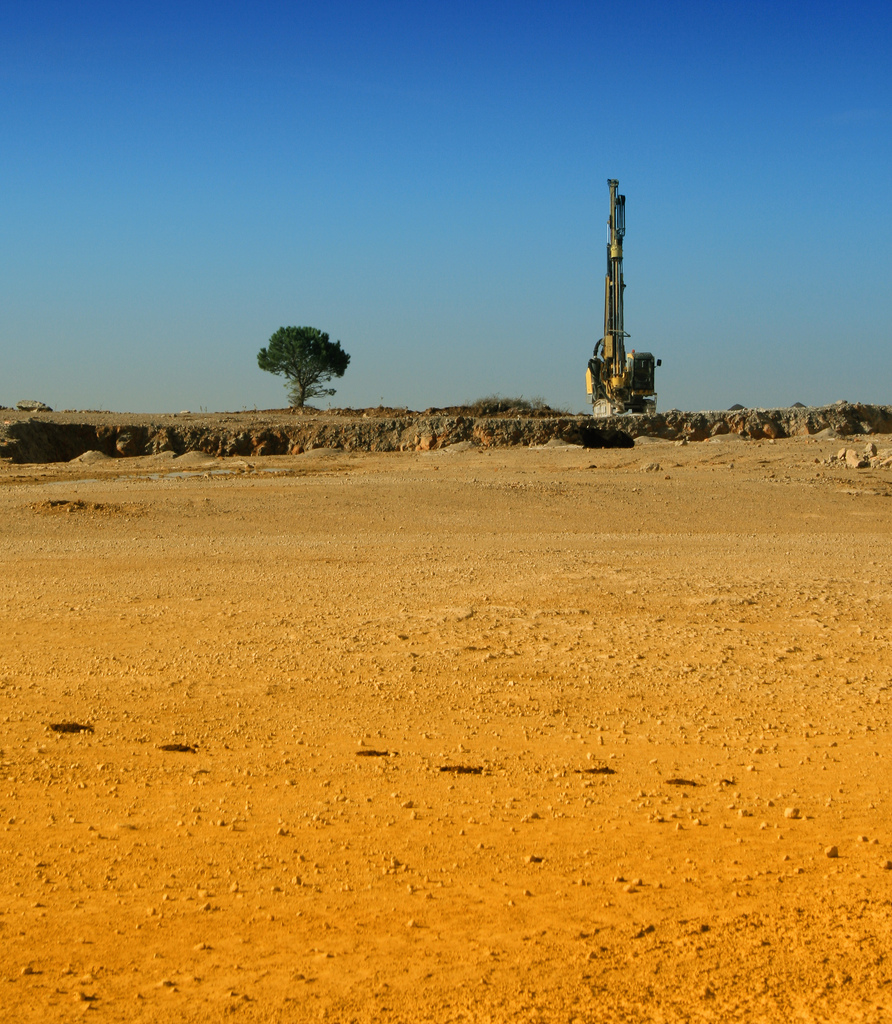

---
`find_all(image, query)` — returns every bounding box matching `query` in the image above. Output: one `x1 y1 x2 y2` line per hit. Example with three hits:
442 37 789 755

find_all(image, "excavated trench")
1 403 890 465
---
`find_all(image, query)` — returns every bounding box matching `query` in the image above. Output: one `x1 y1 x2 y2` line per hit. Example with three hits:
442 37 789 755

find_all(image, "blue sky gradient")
2 1 890 412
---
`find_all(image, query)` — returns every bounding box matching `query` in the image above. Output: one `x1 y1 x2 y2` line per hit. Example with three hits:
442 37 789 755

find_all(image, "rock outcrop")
0 402 890 465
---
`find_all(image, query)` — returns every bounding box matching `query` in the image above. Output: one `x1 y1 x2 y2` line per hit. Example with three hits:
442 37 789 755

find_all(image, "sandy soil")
1 435 891 1022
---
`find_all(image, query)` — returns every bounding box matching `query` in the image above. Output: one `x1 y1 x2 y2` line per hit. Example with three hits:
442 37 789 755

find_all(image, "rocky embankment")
1 403 890 465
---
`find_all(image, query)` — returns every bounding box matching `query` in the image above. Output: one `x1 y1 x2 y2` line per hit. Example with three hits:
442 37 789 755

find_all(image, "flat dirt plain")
1 433 891 1023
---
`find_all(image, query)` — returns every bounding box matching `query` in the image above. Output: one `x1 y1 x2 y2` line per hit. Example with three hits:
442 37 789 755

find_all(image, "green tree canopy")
257 326 351 408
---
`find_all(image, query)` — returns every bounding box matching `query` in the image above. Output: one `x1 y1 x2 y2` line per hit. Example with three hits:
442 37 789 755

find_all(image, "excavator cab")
629 352 656 393
626 351 661 414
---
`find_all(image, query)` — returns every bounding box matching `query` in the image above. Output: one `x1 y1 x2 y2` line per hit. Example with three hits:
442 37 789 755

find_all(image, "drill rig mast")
586 179 659 416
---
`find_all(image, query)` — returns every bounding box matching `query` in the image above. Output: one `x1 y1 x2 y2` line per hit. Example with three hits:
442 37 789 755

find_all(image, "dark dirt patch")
666 778 699 787
439 765 483 775
159 743 197 753
31 499 144 517
355 749 392 757
49 722 94 734
577 765 616 775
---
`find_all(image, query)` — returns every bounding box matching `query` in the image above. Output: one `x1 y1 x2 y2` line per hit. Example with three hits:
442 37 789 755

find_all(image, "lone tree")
257 326 351 408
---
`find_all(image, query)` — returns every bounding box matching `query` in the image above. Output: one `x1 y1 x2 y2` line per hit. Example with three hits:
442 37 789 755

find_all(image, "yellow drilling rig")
586 178 660 416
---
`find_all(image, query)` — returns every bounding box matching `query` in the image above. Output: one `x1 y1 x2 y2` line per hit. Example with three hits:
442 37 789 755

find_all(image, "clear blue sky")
2 0 890 413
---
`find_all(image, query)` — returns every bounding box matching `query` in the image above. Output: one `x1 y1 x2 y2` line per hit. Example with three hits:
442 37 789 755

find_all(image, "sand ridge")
1 435 891 1021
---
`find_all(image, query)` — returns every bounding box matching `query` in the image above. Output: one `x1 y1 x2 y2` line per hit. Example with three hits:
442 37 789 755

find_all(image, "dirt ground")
1 434 891 1023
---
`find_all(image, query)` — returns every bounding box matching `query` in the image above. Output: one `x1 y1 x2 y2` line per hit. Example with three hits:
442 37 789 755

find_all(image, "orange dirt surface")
1 436 891 1023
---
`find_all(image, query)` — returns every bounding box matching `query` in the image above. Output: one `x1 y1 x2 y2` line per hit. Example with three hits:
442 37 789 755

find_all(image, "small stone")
784 807 801 819
825 846 839 858
881 860 892 871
